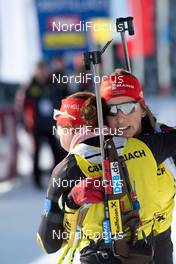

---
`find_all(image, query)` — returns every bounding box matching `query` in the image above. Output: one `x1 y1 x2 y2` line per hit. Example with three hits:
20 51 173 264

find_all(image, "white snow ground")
1 96 176 264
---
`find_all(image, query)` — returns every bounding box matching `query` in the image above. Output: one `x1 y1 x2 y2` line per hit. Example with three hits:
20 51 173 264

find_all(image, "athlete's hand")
68 177 104 206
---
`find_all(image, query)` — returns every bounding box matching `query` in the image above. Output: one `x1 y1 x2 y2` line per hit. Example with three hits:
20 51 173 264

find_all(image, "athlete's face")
106 96 146 138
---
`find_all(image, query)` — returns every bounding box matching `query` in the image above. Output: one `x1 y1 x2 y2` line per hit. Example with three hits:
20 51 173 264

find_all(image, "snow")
1 95 176 264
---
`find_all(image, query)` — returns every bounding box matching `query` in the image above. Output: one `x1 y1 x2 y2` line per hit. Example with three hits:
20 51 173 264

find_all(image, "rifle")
83 37 137 257
82 17 142 258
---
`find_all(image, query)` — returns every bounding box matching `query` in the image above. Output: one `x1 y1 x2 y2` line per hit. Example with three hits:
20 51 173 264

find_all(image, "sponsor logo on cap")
111 83 135 90
112 90 126 95
111 83 117 90
63 104 80 110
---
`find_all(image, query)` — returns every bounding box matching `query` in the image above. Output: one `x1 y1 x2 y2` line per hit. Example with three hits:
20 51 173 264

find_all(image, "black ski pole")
84 41 115 244
116 17 134 73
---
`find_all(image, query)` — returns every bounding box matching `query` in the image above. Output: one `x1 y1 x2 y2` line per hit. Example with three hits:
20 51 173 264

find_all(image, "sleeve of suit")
139 130 176 165
37 155 85 253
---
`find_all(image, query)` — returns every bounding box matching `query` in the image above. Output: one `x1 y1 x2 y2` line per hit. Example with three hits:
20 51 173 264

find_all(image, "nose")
114 111 126 124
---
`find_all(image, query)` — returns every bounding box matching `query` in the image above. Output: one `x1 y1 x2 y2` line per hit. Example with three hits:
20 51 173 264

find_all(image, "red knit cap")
100 74 145 105
53 98 85 126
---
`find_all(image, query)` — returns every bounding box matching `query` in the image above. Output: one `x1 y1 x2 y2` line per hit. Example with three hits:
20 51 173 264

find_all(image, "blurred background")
0 0 176 263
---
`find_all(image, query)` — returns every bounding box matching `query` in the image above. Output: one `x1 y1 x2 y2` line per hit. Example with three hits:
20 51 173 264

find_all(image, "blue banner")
35 0 110 59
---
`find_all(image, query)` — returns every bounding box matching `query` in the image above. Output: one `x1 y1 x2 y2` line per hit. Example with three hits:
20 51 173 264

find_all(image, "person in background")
23 61 66 189
50 56 69 107
71 52 93 92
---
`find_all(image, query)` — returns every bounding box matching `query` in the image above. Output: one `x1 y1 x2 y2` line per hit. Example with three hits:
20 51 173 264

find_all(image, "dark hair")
66 91 94 100
110 68 157 131
141 105 156 132
81 96 107 127
37 60 47 68
111 68 139 81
